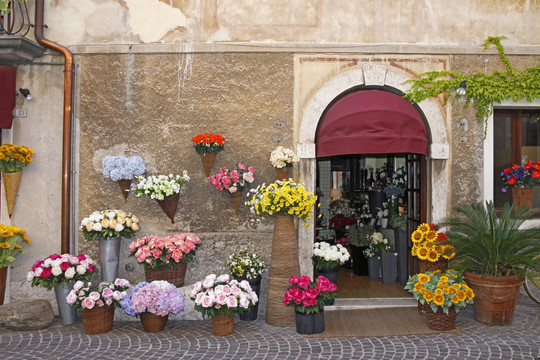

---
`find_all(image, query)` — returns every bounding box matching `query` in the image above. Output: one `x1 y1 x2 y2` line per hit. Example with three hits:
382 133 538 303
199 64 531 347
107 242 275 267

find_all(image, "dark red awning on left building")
0 66 16 129
316 89 429 157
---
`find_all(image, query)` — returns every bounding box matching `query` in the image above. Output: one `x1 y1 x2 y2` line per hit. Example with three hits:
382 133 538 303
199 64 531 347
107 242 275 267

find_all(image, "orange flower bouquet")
192 133 226 155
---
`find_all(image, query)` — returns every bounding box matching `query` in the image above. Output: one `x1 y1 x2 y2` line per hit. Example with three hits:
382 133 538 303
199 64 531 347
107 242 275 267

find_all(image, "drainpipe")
34 0 73 254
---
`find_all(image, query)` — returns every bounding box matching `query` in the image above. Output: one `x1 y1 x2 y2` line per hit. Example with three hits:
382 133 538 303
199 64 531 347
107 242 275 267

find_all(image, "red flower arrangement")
329 214 356 230
500 160 540 193
283 275 337 314
192 133 226 155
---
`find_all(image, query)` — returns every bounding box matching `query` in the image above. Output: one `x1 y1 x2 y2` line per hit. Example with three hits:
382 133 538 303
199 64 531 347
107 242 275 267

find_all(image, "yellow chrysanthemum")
414 282 424 292
0 242 10 249
440 275 449 283
451 295 460 304
457 290 467 301
418 274 430 283
435 288 444 296
437 281 449 289
433 294 445 306
423 291 434 302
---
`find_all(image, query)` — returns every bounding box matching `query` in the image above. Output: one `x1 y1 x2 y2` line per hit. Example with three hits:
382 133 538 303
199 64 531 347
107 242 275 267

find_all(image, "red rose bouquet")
283 275 337 314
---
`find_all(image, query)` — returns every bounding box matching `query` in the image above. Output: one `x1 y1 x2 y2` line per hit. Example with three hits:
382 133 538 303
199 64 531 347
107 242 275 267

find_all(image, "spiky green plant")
442 201 540 278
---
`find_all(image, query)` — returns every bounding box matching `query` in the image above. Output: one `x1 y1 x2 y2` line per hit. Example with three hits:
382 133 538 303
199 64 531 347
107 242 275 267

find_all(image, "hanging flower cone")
200 153 217 178
229 191 242 215
117 179 132 201
156 192 180 223
2 170 22 216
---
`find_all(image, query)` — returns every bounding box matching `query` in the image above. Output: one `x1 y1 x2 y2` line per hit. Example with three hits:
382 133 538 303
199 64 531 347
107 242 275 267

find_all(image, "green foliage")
441 201 540 278
0 0 24 15
404 36 540 138
347 224 375 247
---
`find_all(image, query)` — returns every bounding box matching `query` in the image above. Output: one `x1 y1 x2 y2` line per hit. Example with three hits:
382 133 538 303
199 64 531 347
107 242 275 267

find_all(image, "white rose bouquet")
312 241 351 270
269 146 299 169
363 232 392 258
130 171 190 200
80 209 140 241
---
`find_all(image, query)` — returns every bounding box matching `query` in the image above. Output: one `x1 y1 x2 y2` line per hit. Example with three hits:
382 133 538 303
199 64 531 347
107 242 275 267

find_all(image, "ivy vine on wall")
403 36 540 137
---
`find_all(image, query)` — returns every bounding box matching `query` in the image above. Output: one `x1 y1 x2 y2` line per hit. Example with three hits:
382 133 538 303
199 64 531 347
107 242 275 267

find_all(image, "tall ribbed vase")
266 215 300 326
54 283 78 325
99 237 121 282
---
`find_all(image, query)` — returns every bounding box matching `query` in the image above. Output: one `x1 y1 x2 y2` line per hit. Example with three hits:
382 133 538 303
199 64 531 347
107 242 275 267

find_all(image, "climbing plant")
404 36 540 136
0 0 24 15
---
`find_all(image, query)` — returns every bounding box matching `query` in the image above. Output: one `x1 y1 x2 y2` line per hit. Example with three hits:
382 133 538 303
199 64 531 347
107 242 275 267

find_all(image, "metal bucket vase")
117 179 132 201
2 170 22 216
295 308 325 335
156 192 180 223
266 215 300 326
53 283 78 325
99 237 121 282
200 153 217 177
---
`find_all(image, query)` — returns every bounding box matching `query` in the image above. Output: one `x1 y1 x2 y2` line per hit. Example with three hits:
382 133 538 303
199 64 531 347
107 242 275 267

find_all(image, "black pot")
350 245 369 276
234 276 261 321
314 265 339 305
295 308 325 334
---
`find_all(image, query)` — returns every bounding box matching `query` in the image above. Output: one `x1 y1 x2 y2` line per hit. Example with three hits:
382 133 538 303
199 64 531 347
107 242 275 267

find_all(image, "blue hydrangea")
120 281 148 316
102 156 146 181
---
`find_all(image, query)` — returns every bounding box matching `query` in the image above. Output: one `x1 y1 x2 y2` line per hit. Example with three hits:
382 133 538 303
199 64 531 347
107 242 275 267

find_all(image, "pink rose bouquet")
283 275 338 314
66 278 130 311
26 253 97 290
121 280 185 317
207 163 255 193
128 233 201 269
190 273 258 318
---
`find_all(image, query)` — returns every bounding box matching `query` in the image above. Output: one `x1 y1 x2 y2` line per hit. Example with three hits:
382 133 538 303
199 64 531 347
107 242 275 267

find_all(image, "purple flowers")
121 281 185 317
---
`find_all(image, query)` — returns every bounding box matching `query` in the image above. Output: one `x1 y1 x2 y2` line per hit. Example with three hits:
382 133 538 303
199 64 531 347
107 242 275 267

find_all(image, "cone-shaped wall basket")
3 170 22 216
200 153 217 178
229 191 242 215
156 192 180 223
117 179 132 201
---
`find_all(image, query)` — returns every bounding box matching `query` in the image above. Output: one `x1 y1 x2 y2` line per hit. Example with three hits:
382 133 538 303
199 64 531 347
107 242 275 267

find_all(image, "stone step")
325 297 418 311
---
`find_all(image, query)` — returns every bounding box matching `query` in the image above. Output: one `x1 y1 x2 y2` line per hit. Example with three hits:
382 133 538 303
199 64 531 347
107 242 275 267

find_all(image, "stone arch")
296 64 450 276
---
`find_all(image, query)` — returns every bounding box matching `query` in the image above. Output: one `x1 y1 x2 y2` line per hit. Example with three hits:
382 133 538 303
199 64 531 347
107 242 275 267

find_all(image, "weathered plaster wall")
448 54 540 211
28 0 540 47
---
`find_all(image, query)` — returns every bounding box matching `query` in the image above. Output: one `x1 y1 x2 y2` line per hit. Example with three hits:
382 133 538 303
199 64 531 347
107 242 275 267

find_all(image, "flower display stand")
295 309 325 334
53 283 78 325
200 153 217 177
425 306 457 331
266 215 300 326
117 179 132 201
81 305 114 334
0 266 7 305
512 187 533 208
2 170 22 216
367 256 381 281
140 312 169 332
234 276 261 321
275 167 290 181
145 262 188 288
212 313 234 336
156 193 180 223
381 252 398 284
229 191 242 215
99 237 121 282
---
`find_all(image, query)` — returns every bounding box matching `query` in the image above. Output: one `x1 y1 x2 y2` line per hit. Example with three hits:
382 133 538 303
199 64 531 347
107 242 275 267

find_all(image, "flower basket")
145 262 188 288
140 312 169 332
419 258 448 273
81 305 115 334
156 192 180 223
229 191 242 215
512 187 533 208
117 179 132 201
199 153 217 177
417 300 431 316
2 170 21 216
212 313 234 336
425 306 457 331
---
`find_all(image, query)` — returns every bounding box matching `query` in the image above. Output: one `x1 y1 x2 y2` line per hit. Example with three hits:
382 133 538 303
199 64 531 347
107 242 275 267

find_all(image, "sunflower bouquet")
411 223 455 262
404 269 474 314
0 144 34 173
246 180 317 227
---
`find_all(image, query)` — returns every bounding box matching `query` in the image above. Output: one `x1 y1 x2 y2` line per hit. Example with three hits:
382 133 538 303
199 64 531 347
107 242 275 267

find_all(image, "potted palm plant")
442 201 540 325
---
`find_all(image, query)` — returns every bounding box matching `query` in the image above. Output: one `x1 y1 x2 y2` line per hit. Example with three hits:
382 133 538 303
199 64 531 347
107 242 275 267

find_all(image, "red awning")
316 90 428 157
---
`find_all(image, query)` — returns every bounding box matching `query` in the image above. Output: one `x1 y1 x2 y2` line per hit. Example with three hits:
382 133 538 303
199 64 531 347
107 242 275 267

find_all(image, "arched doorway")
315 88 429 297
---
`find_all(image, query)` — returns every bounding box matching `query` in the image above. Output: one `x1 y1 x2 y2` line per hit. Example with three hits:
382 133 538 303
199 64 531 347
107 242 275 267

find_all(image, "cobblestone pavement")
1 296 538 360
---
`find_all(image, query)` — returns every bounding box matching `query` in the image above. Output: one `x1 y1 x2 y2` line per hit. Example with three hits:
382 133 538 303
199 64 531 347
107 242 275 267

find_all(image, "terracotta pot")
464 271 524 325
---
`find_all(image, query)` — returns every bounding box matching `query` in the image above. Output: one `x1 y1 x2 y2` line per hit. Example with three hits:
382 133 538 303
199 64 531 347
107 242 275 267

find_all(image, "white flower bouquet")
27 253 97 290
225 249 267 279
363 232 392 258
130 171 190 200
66 278 130 310
80 209 140 241
269 146 299 169
102 156 146 181
312 241 350 270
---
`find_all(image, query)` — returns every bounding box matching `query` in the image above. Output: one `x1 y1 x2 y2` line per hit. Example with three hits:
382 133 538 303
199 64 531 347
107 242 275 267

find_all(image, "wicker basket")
156 192 180 224
212 313 234 336
3 170 22 216
140 312 169 332
199 153 217 177
81 305 114 334
145 262 188 288
417 301 431 316
425 306 457 331
419 258 448 273
117 179 132 201
229 191 242 215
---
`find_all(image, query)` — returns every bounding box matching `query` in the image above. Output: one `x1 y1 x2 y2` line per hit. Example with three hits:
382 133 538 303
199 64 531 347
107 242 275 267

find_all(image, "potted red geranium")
283 275 337 334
